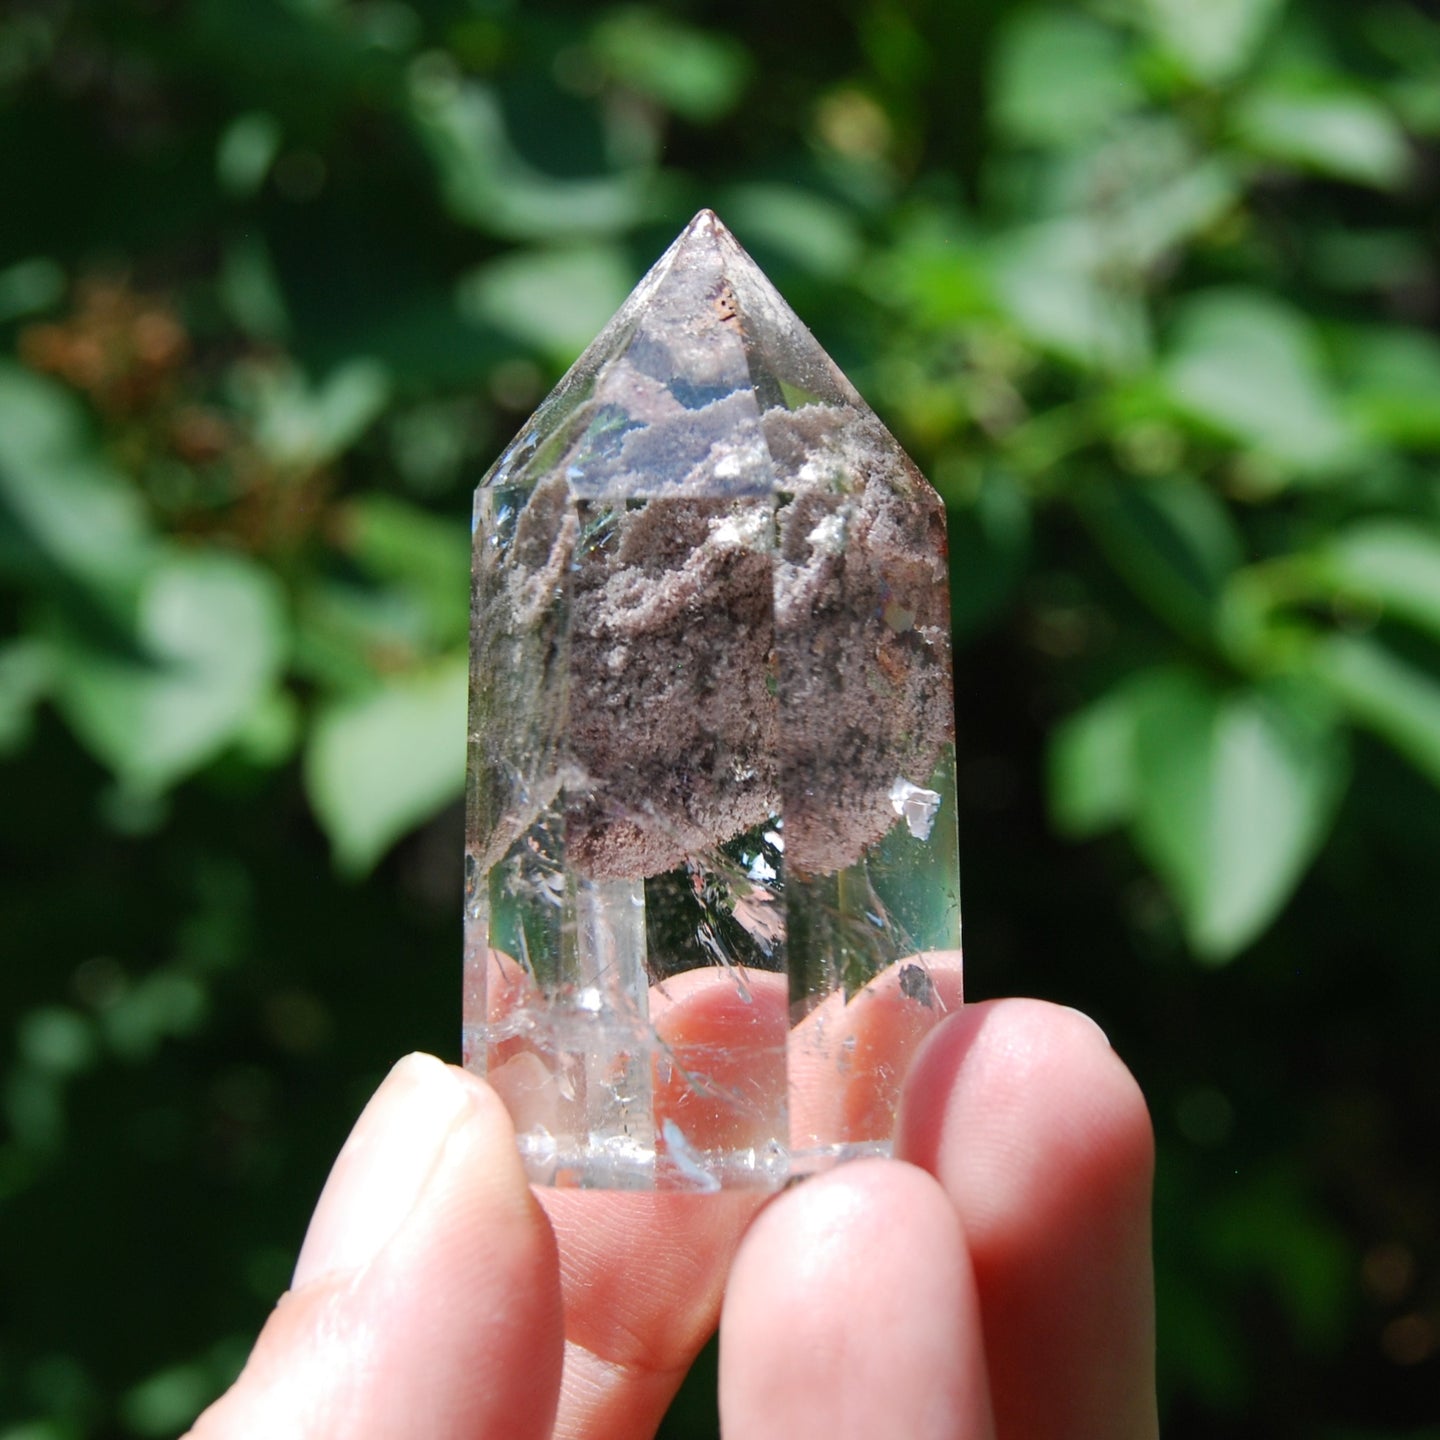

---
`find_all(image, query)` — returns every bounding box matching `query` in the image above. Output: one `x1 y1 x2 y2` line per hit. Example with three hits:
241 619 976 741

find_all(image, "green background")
3 0 1439 1434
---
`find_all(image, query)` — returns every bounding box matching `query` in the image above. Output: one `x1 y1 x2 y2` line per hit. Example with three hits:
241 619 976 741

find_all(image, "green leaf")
99 969 209 1060
1309 633 1440 788
591 8 750 122
714 185 863 280
1078 474 1243 643
1140 0 1285 86
50 550 288 792
336 494 471 648
1235 88 1412 190
17 1006 98 1077
1130 670 1348 959
1317 520 1440 641
1108 155 1240 271
864 206 990 326
245 359 391 469
1309 227 1430 296
292 578 432 692
120 1362 217 1439
1161 290 1359 476
215 111 282 198
0 363 156 608
1205 1165 1351 1352
1049 682 1143 837
1340 327 1440 448
992 221 1149 373
457 245 635 363
387 399 474 495
230 687 302 769
409 76 656 240
991 10 1141 146
1027 118 1240 274
0 638 53 755
0 257 65 324
219 231 291 342
304 653 468 875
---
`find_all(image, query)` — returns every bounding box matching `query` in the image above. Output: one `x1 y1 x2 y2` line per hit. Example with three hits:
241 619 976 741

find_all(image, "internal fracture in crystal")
464 210 962 1189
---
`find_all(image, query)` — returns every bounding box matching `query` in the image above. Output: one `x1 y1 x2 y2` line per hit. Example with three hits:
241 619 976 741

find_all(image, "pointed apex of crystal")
481 209 885 501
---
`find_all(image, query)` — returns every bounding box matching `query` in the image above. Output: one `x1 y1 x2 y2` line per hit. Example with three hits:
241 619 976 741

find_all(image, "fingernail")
1059 1004 1110 1047
292 1053 476 1289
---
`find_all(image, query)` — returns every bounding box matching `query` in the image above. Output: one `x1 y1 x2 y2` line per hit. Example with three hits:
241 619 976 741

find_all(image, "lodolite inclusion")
464 210 961 1190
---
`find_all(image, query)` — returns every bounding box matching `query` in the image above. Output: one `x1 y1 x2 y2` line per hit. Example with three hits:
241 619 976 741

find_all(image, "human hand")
187 998 1156 1440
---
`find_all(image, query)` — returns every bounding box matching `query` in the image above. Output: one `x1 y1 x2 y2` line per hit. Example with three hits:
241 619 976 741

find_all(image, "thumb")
188 1053 563 1440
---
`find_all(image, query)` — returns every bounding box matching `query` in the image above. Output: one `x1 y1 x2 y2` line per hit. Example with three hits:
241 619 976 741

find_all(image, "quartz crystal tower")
465 210 961 1189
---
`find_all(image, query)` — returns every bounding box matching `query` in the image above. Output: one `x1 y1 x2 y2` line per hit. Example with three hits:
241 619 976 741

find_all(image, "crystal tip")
683 207 725 236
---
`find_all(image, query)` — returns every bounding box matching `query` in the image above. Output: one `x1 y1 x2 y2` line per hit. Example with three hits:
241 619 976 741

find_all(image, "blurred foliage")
2 0 1440 1435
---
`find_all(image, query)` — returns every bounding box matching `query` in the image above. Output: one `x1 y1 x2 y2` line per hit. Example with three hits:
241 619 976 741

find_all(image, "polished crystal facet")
464 210 961 1190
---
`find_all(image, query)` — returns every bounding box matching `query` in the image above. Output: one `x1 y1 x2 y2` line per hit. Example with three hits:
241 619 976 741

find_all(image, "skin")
188 996 1157 1440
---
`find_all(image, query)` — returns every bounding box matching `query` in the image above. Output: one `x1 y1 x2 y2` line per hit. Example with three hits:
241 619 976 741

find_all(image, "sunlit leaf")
0 363 155 608
50 550 287 792
1139 0 1285 85
387 399 476 495
291 577 434 693
715 185 863 280
245 358 390 469
1318 520 1440 641
17 1007 98 1077
409 77 656 240
458 245 634 363
0 638 52 755
862 206 990 326
992 220 1149 372
591 8 750 122
1130 670 1348 959
219 231 291 341
1034 118 1240 273
215 111 282 198
304 652 467 875
1309 633 1440 788
992 10 1141 145
230 687 302 769
120 1358 218 1437
1235 88 1412 190
1049 681 1142 837
1340 326 1440 448
1111 157 1239 271
336 494 471 648
1161 290 1359 475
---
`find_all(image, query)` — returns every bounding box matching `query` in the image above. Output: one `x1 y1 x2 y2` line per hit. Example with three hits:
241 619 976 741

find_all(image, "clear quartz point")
464 209 961 1190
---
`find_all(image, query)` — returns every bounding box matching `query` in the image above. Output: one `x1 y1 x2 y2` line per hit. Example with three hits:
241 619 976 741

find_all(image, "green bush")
3 1 1439 1434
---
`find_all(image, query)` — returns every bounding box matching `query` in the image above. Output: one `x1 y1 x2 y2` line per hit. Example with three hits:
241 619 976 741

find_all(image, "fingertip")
292 1052 479 1289
192 1055 563 1440
438 1058 549 1216
720 1159 993 1440
895 998 1157 1440
897 998 1154 1239
366 1070 563 1439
